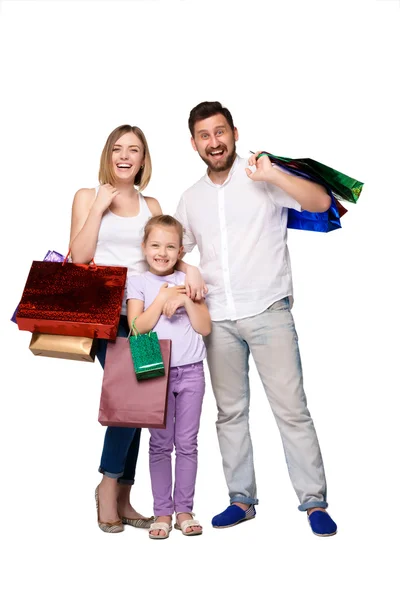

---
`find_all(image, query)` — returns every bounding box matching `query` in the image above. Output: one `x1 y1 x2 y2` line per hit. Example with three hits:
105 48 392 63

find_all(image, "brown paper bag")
29 333 97 362
99 337 171 428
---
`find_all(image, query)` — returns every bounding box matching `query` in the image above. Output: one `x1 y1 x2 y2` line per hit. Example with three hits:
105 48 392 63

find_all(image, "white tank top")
93 190 152 315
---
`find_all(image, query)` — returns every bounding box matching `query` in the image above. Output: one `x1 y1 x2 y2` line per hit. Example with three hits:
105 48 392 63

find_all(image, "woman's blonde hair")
98 125 152 191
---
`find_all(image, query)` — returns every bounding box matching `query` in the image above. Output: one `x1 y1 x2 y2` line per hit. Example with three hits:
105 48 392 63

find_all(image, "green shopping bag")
264 152 364 204
128 318 165 380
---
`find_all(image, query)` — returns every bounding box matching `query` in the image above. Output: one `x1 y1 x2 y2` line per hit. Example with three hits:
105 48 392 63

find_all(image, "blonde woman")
70 125 204 533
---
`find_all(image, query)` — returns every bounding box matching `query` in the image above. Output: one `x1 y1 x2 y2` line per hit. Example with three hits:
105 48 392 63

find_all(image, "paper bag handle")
62 249 97 268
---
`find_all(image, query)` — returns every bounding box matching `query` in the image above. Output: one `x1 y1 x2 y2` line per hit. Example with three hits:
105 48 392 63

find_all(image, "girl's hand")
157 283 187 303
162 294 188 318
93 184 119 213
185 265 208 301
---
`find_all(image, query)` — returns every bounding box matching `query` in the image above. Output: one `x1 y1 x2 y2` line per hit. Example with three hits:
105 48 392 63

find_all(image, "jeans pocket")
266 297 290 312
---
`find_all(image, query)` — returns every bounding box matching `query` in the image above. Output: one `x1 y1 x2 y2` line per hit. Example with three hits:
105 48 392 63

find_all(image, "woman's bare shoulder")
73 187 97 203
143 195 162 216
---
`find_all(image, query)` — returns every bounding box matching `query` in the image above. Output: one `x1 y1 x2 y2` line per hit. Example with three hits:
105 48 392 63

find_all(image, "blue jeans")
204 298 328 511
97 316 141 485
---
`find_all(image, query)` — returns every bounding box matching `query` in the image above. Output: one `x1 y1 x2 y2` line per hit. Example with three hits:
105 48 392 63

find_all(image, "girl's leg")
148 370 177 536
173 363 205 532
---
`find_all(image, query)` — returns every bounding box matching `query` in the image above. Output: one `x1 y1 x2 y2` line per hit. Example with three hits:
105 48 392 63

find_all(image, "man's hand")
245 151 275 183
185 265 208 301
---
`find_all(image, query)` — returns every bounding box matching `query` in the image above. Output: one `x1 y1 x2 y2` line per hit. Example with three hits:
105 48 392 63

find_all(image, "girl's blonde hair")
143 215 184 246
98 125 152 191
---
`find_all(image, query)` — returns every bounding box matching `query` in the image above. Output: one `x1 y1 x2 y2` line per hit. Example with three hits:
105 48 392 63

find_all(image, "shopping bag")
277 162 342 233
29 333 97 362
129 318 165 380
16 257 127 340
265 152 364 204
253 151 364 232
11 250 65 323
99 337 171 428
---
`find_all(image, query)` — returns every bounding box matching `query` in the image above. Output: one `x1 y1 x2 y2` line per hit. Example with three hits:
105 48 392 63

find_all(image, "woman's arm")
69 185 119 263
176 258 208 300
184 298 212 336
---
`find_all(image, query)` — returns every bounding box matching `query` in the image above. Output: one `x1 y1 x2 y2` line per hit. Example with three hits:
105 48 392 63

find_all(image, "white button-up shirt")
175 155 302 321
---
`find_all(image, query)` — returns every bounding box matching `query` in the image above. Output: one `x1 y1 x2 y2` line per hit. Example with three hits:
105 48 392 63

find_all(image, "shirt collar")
144 270 182 283
204 154 241 188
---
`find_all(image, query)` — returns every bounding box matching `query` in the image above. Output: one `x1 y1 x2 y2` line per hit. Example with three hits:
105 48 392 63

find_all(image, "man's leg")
240 299 336 534
205 320 258 526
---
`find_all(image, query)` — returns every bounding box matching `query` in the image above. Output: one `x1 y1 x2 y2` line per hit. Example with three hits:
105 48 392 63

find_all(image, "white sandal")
149 520 172 540
174 512 203 536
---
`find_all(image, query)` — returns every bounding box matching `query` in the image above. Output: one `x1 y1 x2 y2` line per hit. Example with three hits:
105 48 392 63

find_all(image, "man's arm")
246 152 331 213
175 197 207 299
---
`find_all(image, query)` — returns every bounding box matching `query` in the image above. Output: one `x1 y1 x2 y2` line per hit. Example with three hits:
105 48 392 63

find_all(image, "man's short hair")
188 101 235 137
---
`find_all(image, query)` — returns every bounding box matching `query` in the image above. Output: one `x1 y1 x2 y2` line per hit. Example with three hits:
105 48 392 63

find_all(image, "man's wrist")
263 164 284 185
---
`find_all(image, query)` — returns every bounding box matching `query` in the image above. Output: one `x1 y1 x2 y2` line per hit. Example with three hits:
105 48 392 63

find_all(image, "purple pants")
149 361 205 516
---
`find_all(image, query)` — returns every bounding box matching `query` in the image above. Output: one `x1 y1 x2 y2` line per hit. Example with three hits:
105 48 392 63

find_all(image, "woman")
69 124 204 533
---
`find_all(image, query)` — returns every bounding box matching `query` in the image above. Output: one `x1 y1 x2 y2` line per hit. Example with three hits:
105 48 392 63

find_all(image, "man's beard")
201 143 237 173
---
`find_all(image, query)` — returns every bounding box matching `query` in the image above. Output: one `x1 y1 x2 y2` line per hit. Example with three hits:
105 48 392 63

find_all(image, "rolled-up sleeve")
264 166 302 212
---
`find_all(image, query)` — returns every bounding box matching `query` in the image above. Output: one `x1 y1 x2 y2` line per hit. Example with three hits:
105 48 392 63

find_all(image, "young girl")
127 215 211 539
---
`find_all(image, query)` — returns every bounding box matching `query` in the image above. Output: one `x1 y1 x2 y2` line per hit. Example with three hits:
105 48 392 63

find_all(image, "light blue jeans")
204 297 328 511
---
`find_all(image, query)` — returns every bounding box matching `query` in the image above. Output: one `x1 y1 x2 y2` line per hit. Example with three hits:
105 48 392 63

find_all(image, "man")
174 101 337 536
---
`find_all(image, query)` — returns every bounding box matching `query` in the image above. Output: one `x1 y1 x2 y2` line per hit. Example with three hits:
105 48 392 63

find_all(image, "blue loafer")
212 504 256 528
308 510 337 537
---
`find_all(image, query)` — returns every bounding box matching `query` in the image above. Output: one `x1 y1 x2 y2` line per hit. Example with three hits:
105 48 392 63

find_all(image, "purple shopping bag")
11 250 65 323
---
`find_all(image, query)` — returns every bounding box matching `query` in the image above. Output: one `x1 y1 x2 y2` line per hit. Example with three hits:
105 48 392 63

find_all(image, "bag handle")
62 249 97 269
128 317 154 339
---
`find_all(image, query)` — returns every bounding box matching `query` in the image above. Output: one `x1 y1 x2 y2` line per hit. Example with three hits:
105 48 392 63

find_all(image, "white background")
1 1 399 598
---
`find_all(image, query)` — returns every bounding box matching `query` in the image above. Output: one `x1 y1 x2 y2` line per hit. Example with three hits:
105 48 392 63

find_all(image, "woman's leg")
116 429 152 520
98 427 138 522
96 316 139 523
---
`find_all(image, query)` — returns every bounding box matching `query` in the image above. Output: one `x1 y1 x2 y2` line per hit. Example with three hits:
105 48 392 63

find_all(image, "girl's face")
112 132 144 183
143 226 183 276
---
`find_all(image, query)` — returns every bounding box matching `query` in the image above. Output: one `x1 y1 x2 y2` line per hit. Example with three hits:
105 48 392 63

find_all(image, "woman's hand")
93 184 120 214
185 265 208 301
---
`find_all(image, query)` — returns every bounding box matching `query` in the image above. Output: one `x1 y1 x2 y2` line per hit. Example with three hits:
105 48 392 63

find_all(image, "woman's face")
111 132 144 183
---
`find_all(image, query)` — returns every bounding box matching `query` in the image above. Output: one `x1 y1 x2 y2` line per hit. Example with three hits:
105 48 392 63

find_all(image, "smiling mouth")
116 163 132 169
154 258 169 264
208 150 225 158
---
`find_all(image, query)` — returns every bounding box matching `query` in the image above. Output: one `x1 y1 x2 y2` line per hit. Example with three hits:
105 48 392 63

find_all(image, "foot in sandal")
149 516 172 539
174 512 202 536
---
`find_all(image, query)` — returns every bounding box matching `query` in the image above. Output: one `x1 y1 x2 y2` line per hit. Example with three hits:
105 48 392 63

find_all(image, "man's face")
191 114 238 173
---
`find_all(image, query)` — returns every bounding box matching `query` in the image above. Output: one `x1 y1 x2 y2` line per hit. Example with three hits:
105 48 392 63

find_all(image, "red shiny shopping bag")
16 258 127 340
99 337 171 428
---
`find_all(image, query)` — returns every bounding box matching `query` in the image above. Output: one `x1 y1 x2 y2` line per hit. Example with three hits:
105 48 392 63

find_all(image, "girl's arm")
163 295 211 336
127 284 186 334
